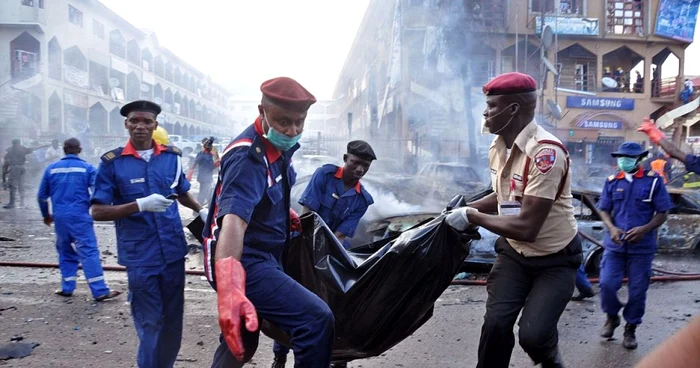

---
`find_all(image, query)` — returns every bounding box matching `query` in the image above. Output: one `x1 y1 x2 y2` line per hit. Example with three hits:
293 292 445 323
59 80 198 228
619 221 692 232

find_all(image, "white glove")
198 208 209 222
135 194 174 213
445 207 478 232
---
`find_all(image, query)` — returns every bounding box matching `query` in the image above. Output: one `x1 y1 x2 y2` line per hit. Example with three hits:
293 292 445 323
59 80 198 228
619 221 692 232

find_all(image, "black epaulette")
163 145 182 156
100 147 123 164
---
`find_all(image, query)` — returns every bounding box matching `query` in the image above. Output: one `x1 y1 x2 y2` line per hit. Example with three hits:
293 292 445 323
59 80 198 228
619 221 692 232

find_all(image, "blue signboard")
535 16 600 36
576 120 623 130
655 0 699 42
566 96 635 110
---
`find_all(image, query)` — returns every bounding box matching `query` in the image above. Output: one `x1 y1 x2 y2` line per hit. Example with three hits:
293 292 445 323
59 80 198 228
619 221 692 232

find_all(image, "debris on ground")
0 342 40 360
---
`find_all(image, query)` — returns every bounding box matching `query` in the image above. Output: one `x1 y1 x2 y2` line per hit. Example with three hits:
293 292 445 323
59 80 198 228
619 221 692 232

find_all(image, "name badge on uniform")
499 178 521 216
130 178 145 184
331 193 339 199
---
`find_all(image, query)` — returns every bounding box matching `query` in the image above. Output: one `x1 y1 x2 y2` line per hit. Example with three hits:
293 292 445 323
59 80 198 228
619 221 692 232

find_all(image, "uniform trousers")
477 235 581 368
211 251 334 368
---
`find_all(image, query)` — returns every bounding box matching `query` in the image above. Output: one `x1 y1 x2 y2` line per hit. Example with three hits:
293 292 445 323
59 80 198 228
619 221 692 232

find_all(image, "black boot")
271 354 287 368
540 350 565 368
600 314 620 338
2 203 14 209
623 324 638 350
570 289 595 301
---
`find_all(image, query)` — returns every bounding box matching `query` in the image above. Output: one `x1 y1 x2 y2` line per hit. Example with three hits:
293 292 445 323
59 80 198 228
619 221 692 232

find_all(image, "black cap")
120 100 161 117
347 140 376 161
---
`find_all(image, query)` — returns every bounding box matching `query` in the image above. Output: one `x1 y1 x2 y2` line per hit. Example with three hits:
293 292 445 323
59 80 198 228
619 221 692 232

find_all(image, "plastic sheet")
281 199 478 360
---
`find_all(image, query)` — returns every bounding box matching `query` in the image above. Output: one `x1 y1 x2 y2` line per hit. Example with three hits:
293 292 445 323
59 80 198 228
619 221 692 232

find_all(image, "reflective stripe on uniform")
87 276 105 283
50 167 87 174
63 276 77 282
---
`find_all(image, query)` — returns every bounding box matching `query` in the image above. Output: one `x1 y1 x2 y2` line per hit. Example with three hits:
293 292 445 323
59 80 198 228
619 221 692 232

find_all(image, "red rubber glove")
215 257 258 361
637 118 666 144
290 208 302 233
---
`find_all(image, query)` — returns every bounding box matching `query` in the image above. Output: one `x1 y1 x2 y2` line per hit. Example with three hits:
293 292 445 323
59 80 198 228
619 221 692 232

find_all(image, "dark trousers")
126 259 185 368
477 235 581 368
211 252 334 368
197 179 212 206
599 250 654 325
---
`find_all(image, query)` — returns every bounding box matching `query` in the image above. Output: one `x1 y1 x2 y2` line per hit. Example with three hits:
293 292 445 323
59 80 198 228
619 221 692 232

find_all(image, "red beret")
483 72 537 96
260 77 317 113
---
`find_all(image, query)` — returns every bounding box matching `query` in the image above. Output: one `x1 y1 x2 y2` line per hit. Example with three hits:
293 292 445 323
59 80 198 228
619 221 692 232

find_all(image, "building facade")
0 0 233 148
334 0 697 166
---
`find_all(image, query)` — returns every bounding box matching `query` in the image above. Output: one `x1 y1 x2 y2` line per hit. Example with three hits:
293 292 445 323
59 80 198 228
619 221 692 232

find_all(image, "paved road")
1 189 699 367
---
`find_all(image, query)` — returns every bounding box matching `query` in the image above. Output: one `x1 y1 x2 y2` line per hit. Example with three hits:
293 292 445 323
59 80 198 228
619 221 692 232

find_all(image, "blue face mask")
617 157 639 173
263 112 302 151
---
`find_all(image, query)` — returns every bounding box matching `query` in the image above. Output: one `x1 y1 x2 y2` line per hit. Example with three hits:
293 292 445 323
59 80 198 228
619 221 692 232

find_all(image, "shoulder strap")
100 147 123 164
164 145 182 156
521 140 570 201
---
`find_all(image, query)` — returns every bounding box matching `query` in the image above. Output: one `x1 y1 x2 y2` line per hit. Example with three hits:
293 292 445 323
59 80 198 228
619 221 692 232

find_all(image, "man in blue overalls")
202 77 334 368
37 138 121 301
271 140 376 368
597 142 671 350
90 100 208 368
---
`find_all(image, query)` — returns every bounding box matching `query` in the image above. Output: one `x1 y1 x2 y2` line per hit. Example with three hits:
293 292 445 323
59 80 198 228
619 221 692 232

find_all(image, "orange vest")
650 159 668 183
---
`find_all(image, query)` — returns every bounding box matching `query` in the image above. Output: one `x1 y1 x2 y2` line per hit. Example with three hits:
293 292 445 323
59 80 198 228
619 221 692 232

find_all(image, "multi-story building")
0 0 233 148
334 0 698 166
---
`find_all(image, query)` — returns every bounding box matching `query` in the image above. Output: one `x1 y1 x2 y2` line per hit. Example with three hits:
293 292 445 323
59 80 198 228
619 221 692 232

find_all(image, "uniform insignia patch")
534 147 557 174
513 173 523 181
490 168 497 174
256 147 262 154
104 152 115 160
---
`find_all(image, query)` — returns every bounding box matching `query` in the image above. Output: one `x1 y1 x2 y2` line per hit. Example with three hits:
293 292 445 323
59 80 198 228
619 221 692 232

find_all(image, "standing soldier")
272 140 376 368
90 100 208 368
192 137 218 206
3 139 49 209
202 77 335 368
38 138 121 301
445 72 581 368
597 142 671 350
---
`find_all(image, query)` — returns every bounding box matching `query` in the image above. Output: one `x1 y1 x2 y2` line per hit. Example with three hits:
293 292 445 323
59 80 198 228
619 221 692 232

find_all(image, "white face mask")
481 117 490 136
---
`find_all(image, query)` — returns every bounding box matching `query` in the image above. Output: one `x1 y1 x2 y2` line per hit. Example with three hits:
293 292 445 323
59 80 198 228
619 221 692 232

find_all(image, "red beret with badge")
483 72 537 96
261 77 317 113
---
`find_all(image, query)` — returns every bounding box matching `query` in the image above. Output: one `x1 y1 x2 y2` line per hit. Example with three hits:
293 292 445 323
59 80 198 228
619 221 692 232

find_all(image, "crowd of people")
2 73 700 367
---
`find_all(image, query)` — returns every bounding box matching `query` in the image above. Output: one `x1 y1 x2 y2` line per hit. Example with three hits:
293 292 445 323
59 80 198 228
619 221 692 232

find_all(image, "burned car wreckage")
290 174 700 276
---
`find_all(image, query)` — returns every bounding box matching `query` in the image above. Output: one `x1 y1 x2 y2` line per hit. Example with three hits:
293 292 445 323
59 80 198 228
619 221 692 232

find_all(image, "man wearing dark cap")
445 72 581 367
202 77 334 368
271 140 375 368
597 142 671 350
3 139 49 208
38 138 121 301
90 100 208 368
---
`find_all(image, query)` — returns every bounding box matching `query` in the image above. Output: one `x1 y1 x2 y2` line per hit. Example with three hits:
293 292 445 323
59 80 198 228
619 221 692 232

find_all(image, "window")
560 0 584 15
607 0 645 36
38 0 43 8
22 0 34 7
92 20 105 39
109 30 126 58
531 0 555 13
68 5 83 27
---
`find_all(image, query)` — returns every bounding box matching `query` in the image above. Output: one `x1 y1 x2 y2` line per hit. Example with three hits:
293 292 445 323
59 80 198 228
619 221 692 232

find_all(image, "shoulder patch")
534 147 557 174
608 175 615 181
164 145 182 156
100 148 123 164
647 170 658 177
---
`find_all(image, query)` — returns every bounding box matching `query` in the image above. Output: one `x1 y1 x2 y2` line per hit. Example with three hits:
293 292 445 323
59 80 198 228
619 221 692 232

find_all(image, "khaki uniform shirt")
488 121 577 256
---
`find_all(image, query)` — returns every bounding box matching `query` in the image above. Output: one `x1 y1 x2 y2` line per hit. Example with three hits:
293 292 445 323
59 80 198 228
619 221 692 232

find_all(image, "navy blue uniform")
299 164 373 240
203 119 334 368
597 169 672 325
194 150 216 205
685 154 700 174
91 141 189 368
38 154 110 298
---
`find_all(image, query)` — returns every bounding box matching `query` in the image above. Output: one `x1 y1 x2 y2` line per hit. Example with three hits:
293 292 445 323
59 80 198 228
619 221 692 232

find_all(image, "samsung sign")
576 120 623 130
566 96 635 110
